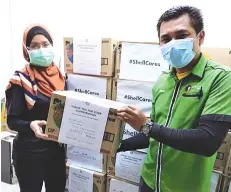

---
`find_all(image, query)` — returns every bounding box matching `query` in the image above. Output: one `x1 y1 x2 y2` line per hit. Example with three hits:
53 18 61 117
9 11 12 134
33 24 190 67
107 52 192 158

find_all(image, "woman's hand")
30 120 48 140
117 106 148 131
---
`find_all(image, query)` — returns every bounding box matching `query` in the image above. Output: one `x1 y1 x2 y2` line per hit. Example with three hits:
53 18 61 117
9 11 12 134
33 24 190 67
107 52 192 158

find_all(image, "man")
117 6 231 192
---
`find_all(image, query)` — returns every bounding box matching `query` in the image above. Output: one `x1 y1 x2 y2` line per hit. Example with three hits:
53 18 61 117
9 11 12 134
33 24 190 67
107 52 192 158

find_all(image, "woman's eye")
44 43 50 47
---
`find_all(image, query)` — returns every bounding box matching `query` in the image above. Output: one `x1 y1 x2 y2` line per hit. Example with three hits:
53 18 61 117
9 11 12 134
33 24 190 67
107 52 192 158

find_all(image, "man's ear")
199 30 205 46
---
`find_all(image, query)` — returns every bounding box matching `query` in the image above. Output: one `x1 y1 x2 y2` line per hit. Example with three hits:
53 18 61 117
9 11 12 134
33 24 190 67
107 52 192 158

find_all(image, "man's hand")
30 120 49 140
117 106 148 131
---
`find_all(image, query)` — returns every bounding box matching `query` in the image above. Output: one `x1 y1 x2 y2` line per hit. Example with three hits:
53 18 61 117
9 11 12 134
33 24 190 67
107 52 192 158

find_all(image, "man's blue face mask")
161 35 200 69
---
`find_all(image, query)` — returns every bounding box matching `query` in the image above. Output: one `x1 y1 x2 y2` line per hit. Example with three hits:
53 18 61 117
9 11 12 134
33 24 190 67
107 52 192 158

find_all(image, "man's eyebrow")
160 30 190 39
175 29 189 34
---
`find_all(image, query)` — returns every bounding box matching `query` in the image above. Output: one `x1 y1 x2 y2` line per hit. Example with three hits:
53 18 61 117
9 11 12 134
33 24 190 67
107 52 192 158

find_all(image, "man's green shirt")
142 54 231 192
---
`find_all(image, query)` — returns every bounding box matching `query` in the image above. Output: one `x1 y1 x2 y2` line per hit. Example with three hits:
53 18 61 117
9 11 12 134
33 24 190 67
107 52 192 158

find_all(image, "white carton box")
66 145 107 173
106 176 139 192
115 41 169 82
112 79 153 116
107 151 146 183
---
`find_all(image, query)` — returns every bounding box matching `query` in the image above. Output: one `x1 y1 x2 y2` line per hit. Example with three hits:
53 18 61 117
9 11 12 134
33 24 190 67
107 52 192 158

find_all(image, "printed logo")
124 95 152 102
123 129 139 137
74 88 100 96
129 59 160 66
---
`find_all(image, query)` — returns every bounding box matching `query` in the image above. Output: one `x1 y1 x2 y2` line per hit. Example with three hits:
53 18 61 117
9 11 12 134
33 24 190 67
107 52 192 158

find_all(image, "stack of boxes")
106 41 169 192
51 37 124 192
1 131 17 184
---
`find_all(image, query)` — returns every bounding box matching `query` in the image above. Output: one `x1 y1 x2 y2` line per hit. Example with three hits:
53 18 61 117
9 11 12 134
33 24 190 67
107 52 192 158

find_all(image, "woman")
6 24 66 192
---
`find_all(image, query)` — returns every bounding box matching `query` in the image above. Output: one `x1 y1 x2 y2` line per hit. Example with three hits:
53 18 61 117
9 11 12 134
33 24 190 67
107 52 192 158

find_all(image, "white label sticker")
115 151 146 183
58 98 109 152
109 178 139 192
119 42 169 82
73 38 102 75
69 165 94 192
67 145 104 172
122 124 148 153
67 74 107 99
116 79 153 116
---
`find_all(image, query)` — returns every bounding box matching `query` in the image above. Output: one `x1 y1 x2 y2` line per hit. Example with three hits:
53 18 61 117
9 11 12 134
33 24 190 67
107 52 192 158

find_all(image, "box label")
73 38 102 75
67 74 107 99
69 165 94 192
119 42 169 82
115 151 146 183
67 146 104 172
116 79 153 116
109 178 139 192
58 98 109 152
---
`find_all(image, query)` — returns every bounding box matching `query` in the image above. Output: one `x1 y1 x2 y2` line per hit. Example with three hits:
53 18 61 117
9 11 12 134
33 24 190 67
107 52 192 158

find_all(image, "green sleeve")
201 71 231 122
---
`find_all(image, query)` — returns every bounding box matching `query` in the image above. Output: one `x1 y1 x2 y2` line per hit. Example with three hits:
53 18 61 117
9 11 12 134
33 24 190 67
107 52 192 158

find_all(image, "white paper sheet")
115 151 146 183
122 123 148 153
58 98 109 152
210 172 220 192
109 178 139 192
73 38 102 75
116 79 153 116
67 145 104 172
119 42 169 82
67 74 107 99
68 165 94 192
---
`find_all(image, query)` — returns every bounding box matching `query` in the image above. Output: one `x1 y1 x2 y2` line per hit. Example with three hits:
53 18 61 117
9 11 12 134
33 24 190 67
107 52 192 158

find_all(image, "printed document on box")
58 98 109 152
67 145 104 172
109 178 139 192
73 38 102 75
119 42 169 82
69 165 93 192
115 151 146 183
67 74 107 98
116 79 153 116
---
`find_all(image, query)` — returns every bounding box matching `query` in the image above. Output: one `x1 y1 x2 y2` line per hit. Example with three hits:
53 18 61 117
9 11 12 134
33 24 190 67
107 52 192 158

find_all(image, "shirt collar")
170 53 208 79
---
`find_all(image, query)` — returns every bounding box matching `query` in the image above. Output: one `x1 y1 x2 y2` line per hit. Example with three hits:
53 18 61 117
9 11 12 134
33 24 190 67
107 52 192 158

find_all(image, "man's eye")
162 39 171 44
176 34 188 39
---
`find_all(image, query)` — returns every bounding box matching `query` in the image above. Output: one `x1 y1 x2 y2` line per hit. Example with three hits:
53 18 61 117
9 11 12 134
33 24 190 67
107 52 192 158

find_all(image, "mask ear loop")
192 31 203 55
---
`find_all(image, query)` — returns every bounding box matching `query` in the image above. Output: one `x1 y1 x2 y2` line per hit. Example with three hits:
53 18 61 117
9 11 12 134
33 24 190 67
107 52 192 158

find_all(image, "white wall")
0 0 12 98
4 0 231 94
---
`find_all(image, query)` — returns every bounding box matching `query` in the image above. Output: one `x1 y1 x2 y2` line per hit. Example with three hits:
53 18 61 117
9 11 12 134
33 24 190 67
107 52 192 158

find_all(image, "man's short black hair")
157 6 204 37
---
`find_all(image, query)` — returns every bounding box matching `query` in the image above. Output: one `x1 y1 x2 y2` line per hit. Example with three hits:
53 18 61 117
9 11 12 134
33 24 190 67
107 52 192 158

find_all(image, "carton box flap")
53 91 127 109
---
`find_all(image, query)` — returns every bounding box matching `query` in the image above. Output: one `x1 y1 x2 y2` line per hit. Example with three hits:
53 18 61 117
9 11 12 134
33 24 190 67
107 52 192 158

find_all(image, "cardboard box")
66 165 106 192
106 175 139 192
64 37 117 76
112 78 153 116
1 98 7 132
202 47 231 67
1 131 17 184
107 150 146 183
66 74 112 100
115 41 169 82
45 91 126 155
214 132 231 172
66 145 107 173
219 175 231 192
210 171 223 192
